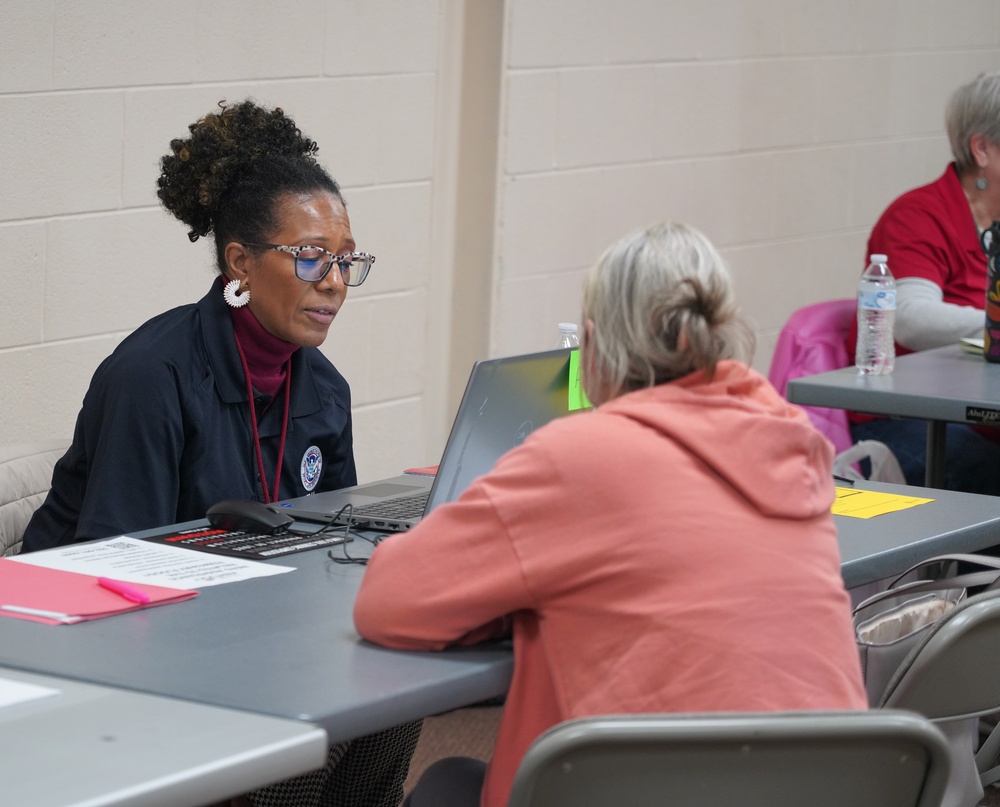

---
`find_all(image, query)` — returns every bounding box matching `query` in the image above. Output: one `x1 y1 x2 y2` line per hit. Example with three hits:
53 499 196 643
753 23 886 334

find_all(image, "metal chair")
878 590 1000 807
506 710 950 807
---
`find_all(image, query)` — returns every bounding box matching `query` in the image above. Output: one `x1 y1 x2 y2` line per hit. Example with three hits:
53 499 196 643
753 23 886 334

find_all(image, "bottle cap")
558 322 578 332
869 254 888 263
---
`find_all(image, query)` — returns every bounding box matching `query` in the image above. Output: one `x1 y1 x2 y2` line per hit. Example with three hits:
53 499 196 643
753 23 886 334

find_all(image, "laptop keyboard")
352 492 430 521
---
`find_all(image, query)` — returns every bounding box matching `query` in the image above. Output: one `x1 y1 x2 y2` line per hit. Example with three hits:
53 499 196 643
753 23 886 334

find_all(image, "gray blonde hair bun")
582 221 754 399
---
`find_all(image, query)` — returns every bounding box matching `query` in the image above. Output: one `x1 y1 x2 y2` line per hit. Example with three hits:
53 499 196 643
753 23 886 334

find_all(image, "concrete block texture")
1 0 55 93
324 0 442 76
351 397 425 484
2 0 1000 488
494 271 586 359
44 209 213 341
0 93 124 221
341 183 433 296
492 0 1000 368
0 339 123 443
324 289 427 407
122 78 436 208
504 72 559 174
555 66 658 168
52 0 328 89
0 222 46 348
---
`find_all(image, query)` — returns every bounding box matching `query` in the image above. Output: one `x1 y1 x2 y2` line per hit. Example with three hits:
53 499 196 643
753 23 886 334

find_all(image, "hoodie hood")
600 361 835 520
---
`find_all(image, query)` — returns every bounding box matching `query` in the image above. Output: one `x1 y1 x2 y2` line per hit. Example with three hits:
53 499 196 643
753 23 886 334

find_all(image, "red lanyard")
233 334 291 504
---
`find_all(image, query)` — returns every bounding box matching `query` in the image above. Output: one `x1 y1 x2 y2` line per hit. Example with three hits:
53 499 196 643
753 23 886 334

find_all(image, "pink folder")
0 559 197 625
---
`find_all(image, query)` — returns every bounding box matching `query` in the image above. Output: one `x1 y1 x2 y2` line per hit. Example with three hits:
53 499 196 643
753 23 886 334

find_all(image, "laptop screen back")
424 347 584 515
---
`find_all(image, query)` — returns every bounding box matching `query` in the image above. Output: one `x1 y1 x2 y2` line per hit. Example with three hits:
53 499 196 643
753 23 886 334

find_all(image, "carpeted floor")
403 705 503 795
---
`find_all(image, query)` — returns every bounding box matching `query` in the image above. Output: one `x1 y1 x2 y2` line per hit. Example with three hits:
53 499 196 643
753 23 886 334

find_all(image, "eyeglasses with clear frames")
243 243 375 287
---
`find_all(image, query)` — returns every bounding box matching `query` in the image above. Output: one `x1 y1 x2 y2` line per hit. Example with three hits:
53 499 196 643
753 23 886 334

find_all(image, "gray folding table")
0 665 326 807
787 345 1000 487
2 480 1000 803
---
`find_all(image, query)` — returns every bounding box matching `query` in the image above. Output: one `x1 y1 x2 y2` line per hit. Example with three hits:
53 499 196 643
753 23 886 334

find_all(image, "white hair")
946 71 1000 173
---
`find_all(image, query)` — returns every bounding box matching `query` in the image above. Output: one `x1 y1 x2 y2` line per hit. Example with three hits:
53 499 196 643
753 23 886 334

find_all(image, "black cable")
325 503 386 565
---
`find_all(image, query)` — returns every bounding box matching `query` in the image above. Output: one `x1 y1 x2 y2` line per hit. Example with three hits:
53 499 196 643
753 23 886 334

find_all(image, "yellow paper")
832 487 933 519
568 350 592 411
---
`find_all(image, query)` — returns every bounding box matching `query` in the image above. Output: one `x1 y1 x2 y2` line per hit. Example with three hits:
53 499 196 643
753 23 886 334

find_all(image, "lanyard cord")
233 333 292 504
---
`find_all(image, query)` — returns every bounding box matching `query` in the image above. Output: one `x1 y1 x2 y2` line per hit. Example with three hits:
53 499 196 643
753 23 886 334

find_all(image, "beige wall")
2 0 998 484
492 0 999 362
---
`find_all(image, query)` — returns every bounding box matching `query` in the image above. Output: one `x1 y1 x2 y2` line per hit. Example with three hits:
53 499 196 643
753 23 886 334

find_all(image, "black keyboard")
352 492 430 521
145 526 347 559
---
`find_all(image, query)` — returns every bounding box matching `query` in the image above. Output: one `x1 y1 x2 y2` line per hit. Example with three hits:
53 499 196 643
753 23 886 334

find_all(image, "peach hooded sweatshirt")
355 361 867 807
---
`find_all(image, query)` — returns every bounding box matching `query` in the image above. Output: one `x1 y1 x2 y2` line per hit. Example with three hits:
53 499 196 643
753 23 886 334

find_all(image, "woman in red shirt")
848 70 1000 494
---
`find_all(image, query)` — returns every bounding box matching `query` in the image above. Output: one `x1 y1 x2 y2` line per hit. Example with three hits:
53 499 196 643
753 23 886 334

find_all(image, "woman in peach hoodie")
355 222 867 807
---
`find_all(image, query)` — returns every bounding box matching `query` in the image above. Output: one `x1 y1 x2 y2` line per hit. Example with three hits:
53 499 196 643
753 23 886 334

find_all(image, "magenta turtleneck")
229 305 297 398
229 305 296 503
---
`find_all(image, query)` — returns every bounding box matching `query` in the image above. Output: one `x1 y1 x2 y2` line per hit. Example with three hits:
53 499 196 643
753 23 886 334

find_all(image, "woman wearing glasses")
22 99 421 807
23 100 375 552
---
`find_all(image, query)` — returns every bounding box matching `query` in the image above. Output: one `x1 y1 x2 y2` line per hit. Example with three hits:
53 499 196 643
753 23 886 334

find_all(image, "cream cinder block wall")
491 0 1000 375
0 0 448 484
2 0 999 487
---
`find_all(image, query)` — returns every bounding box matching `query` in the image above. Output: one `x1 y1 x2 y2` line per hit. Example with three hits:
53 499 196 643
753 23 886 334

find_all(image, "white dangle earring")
223 278 251 308
977 173 989 191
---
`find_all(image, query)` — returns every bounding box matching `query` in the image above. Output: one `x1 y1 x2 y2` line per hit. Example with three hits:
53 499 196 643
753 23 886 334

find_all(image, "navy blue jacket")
22 278 356 551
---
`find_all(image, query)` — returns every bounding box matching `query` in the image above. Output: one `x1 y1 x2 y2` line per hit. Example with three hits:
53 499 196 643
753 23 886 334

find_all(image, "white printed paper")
9 536 293 588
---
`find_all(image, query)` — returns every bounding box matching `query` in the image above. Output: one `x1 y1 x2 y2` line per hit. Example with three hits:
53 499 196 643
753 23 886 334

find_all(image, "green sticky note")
568 349 592 411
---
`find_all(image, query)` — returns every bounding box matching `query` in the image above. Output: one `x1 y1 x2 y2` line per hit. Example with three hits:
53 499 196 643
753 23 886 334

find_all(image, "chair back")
507 711 950 807
881 591 1000 718
0 440 70 556
880 590 1000 807
768 299 855 453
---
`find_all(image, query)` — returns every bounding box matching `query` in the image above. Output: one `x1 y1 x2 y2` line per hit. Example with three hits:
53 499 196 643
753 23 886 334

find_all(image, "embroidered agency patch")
300 445 323 491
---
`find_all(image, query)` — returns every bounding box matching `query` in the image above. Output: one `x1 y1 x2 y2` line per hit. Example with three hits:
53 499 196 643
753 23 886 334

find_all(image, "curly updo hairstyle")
157 99 343 274
581 222 754 399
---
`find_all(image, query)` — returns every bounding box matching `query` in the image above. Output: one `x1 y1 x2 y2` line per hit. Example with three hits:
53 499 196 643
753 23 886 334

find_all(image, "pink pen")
97 577 151 604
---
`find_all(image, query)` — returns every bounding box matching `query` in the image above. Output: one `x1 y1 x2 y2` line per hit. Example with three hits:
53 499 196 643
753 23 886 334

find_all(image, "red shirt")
847 163 986 360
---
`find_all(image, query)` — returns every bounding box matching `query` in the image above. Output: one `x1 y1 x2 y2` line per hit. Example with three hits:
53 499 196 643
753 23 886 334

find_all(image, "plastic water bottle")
556 323 580 348
855 253 896 375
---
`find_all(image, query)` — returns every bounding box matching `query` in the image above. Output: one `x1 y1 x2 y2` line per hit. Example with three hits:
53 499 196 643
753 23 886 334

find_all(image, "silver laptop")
273 347 585 531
